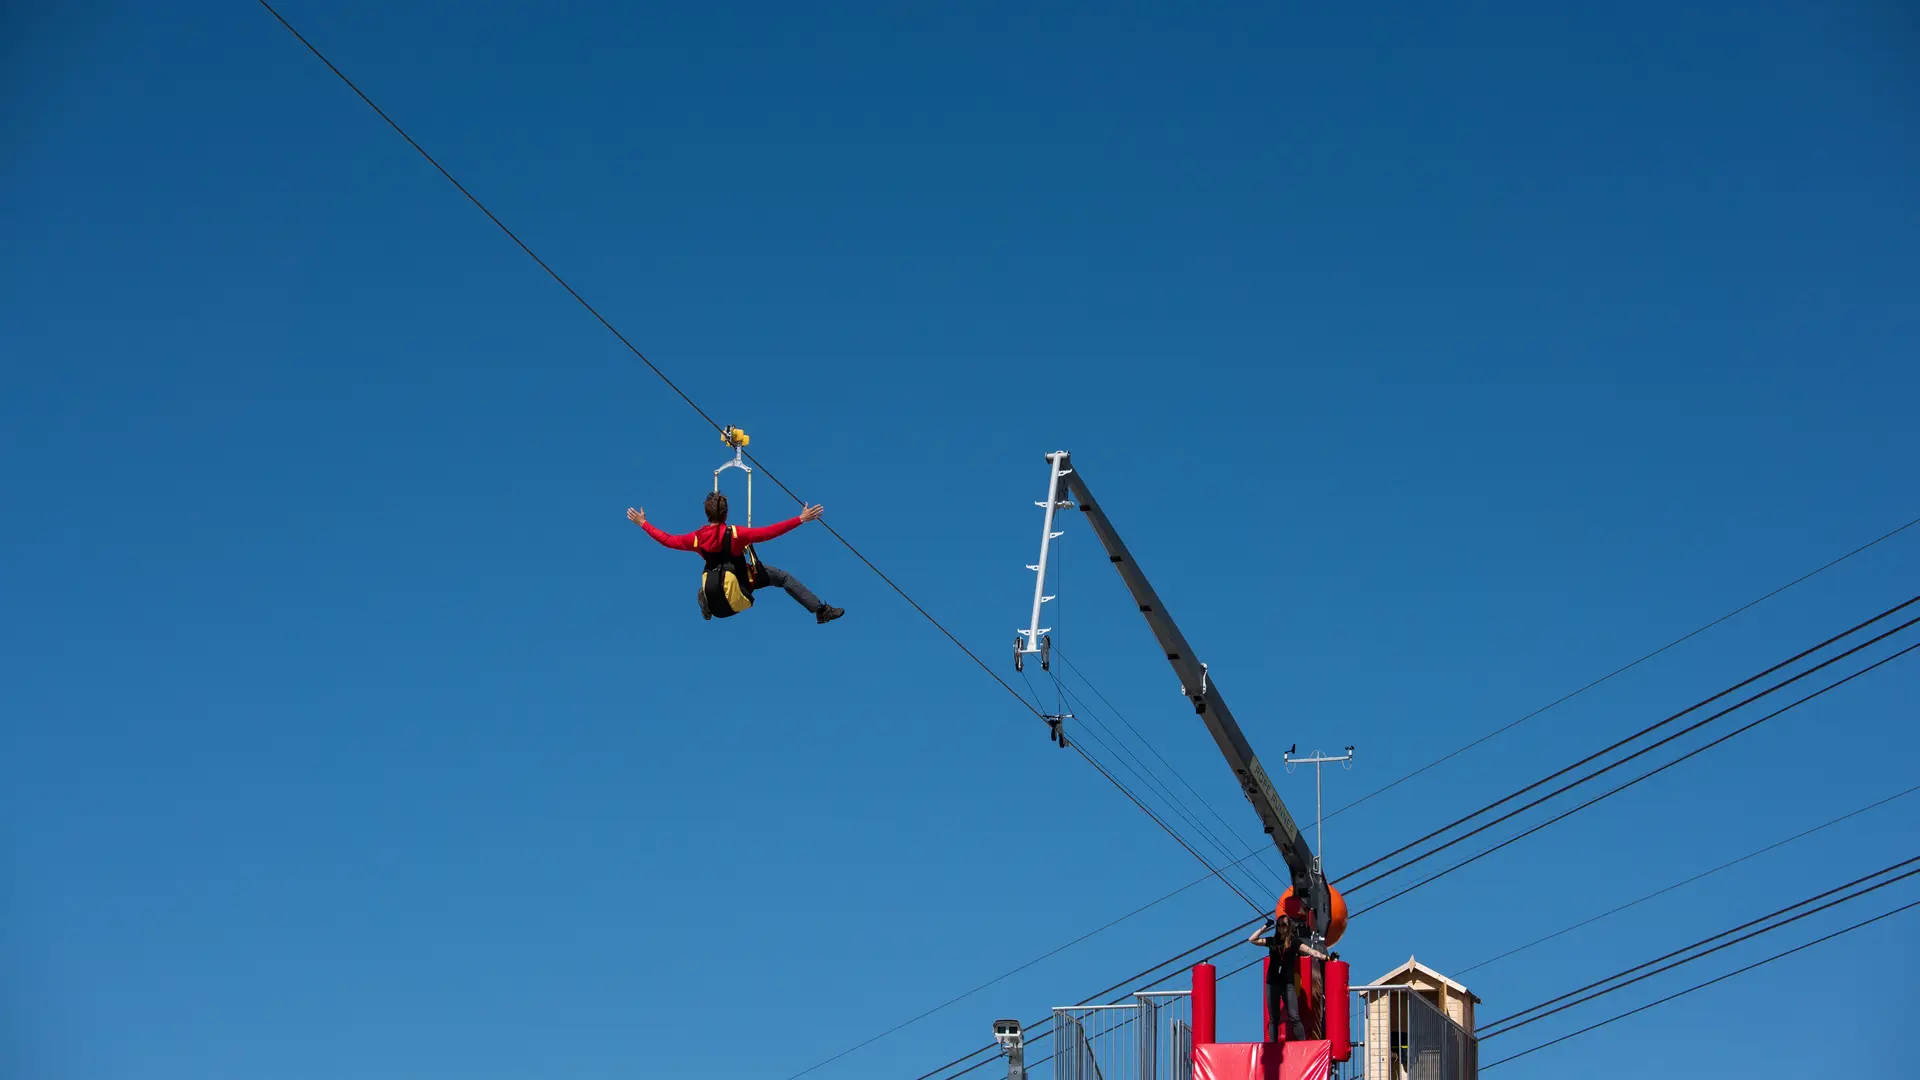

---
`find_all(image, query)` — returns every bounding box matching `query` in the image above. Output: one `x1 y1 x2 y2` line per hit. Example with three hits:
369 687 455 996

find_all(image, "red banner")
1191 1041 1331 1080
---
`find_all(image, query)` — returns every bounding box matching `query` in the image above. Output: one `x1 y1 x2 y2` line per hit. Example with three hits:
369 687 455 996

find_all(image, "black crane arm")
1053 452 1328 932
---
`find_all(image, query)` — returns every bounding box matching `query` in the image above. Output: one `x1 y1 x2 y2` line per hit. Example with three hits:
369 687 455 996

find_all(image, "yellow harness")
695 525 759 619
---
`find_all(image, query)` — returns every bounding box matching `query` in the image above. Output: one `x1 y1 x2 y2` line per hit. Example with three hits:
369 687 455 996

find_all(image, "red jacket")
642 517 804 554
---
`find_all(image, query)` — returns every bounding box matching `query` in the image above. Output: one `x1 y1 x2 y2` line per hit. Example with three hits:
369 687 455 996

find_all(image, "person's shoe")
816 605 844 625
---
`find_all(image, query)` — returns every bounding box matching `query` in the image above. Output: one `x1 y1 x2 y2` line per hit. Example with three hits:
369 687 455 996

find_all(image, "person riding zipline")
627 492 844 624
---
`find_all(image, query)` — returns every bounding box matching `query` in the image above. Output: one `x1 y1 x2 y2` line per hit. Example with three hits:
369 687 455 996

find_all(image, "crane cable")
259 0 1267 916
1055 648 1292 894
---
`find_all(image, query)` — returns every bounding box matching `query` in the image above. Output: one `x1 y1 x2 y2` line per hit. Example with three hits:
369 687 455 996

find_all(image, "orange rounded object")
1279 885 1348 946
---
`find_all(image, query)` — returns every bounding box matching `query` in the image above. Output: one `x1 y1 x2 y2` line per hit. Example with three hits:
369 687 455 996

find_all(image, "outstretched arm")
627 507 700 551
732 504 826 545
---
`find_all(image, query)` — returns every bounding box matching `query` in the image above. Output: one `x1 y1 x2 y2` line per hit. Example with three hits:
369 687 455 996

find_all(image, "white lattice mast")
1016 450 1071 671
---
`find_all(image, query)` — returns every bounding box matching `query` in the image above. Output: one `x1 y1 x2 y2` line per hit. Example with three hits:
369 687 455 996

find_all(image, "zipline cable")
260 0 1267 916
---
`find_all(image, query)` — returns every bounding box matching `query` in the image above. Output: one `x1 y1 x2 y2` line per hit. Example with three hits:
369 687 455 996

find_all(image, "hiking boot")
816 605 844 625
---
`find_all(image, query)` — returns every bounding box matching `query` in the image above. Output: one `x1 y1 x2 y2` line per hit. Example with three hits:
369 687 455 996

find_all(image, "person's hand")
627 507 646 526
799 504 825 523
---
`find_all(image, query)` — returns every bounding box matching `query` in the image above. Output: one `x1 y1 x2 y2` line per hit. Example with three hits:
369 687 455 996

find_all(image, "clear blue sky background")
4 2 1916 1078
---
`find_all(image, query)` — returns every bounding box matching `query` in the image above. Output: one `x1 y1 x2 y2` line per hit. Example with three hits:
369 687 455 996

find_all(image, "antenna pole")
1284 747 1355 875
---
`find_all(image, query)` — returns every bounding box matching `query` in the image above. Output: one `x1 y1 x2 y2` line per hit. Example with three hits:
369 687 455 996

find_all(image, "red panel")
1191 1041 1331 1080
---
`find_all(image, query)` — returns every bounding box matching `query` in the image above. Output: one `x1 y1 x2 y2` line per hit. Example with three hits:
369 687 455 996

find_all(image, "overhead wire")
1329 513 1920 822
1478 855 1920 1039
1457 781 1920 975
1346 638 1920 916
1480 896 1920 1069
1340 597 1920 890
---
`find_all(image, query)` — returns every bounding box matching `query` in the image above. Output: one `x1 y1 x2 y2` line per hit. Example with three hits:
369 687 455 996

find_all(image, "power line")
1330 514 1920 822
1340 598 1920 888
1457 781 1920 975
1480 856 1920 1038
1481 896 1920 1070
1346 638 1920 916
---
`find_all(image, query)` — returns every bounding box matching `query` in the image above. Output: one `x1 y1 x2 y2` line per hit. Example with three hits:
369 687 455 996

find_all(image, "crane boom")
1048 452 1330 936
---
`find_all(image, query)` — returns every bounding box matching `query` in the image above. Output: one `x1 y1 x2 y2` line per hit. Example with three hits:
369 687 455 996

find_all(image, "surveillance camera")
992 1019 1023 1048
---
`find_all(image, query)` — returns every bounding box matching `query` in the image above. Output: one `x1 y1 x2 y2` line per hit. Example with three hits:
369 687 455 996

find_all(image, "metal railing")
1347 985 1477 1080
1051 991 1192 1080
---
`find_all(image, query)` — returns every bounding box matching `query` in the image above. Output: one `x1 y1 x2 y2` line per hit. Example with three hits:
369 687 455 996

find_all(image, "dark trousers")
756 564 824 614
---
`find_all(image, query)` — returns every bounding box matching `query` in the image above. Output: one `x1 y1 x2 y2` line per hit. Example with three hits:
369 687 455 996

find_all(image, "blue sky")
3 2 1916 1078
